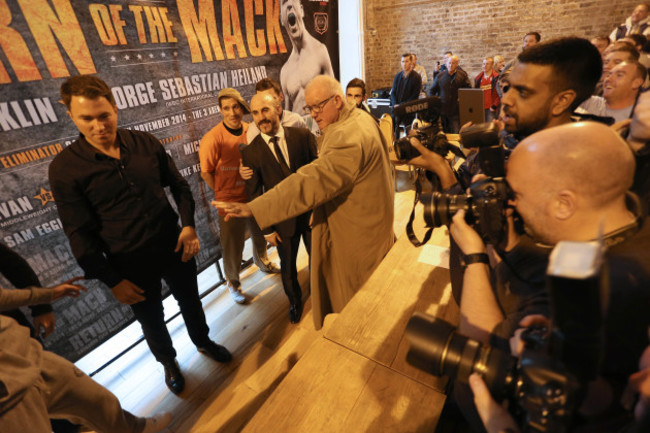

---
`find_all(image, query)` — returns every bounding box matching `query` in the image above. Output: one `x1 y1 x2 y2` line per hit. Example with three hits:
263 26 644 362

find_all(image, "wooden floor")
80 168 428 433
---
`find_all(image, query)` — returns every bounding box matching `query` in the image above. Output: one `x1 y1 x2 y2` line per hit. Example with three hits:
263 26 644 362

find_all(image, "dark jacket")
429 68 471 116
241 127 318 237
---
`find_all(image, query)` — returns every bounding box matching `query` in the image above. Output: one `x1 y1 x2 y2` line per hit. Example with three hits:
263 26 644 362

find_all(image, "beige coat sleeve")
249 126 361 230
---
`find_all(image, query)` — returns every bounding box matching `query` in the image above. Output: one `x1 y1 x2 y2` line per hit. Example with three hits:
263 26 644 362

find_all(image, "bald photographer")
449 122 650 431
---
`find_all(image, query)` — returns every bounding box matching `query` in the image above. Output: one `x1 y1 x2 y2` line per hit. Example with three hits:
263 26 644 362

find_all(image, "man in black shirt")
49 75 231 395
390 53 422 136
429 54 471 133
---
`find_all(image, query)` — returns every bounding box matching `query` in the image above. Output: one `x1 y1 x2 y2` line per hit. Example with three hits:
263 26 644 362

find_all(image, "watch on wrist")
460 252 489 267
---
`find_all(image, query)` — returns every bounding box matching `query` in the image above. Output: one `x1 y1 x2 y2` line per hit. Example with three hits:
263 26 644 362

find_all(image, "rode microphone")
392 96 442 119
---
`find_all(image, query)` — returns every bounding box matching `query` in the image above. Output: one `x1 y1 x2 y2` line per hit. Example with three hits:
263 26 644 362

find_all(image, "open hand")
264 232 282 246
175 226 200 262
51 276 87 300
212 201 253 220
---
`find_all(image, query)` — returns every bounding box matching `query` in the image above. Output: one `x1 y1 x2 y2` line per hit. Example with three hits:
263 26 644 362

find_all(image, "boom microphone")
392 96 441 119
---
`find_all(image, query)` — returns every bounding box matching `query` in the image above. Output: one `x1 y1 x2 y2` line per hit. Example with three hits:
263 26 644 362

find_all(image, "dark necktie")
271 136 291 177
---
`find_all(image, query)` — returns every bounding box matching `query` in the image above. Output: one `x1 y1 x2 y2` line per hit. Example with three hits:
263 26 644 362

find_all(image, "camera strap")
406 170 434 247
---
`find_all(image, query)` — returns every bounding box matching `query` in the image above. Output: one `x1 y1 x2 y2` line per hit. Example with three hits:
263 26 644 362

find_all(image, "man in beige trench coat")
214 75 395 329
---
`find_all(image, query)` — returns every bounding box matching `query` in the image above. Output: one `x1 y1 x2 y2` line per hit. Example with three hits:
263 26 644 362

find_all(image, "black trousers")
110 245 211 364
276 226 311 306
441 114 460 133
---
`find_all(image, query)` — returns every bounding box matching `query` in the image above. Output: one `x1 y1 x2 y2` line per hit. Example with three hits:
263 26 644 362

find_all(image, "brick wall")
362 0 639 92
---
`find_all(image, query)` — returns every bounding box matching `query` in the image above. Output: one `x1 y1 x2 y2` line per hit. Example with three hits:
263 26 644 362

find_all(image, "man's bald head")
507 122 635 243
512 122 634 208
251 92 280 111
250 92 281 135
632 3 650 24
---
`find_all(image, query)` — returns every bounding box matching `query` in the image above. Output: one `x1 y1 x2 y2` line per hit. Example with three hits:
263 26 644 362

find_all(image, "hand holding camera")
449 209 488 256
404 135 459 191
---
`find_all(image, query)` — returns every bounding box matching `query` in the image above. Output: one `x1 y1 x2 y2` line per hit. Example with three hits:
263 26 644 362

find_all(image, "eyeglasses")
303 95 335 115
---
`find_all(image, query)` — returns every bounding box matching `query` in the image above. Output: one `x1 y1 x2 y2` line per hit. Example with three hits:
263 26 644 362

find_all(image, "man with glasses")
214 75 394 330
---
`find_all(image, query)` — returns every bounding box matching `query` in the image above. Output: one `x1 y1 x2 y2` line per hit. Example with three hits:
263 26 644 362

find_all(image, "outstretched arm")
0 278 87 312
212 201 252 220
247 128 363 231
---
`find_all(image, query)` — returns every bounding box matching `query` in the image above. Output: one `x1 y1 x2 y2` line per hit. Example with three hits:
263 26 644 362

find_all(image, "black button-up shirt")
49 129 195 288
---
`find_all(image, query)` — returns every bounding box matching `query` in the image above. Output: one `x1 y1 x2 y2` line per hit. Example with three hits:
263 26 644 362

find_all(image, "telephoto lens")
405 312 516 400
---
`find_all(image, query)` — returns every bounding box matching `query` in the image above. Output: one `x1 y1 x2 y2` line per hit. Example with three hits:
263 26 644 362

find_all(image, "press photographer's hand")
469 373 521 433
406 137 458 190
509 314 551 358
450 209 487 255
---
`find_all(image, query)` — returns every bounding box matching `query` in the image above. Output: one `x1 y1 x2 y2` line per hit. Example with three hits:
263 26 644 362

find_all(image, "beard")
257 119 275 133
503 103 552 140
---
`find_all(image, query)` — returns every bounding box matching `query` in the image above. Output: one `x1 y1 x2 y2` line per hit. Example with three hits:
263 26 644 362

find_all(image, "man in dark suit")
241 93 318 323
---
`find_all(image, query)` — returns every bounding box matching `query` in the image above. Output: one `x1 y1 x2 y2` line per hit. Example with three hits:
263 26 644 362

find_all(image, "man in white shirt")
246 78 307 143
579 61 646 122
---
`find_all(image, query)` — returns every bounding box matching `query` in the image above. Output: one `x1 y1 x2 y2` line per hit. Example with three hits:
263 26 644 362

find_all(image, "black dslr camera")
392 96 465 161
394 127 464 161
405 240 607 432
417 122 511 246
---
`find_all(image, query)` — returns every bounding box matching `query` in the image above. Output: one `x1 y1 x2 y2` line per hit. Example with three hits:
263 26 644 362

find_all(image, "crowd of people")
1 69 394 431
390 3 650 138
395 3 650 432
5 2 650 432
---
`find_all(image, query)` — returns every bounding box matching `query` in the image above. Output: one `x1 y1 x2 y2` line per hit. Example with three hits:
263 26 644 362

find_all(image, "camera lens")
406 314 483 380
405 313 516 399
420 192 470 228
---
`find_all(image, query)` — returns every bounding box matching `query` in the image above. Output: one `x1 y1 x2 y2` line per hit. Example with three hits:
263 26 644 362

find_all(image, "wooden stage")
83 169 458 432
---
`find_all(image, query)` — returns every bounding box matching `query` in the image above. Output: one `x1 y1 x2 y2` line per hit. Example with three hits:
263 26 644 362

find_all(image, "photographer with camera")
402 37 603 306
406 37 602 194
469 343 650 433
450 122 650 431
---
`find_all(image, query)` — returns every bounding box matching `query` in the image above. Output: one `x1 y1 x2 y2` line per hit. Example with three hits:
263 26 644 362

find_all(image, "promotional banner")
0 0 339 361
